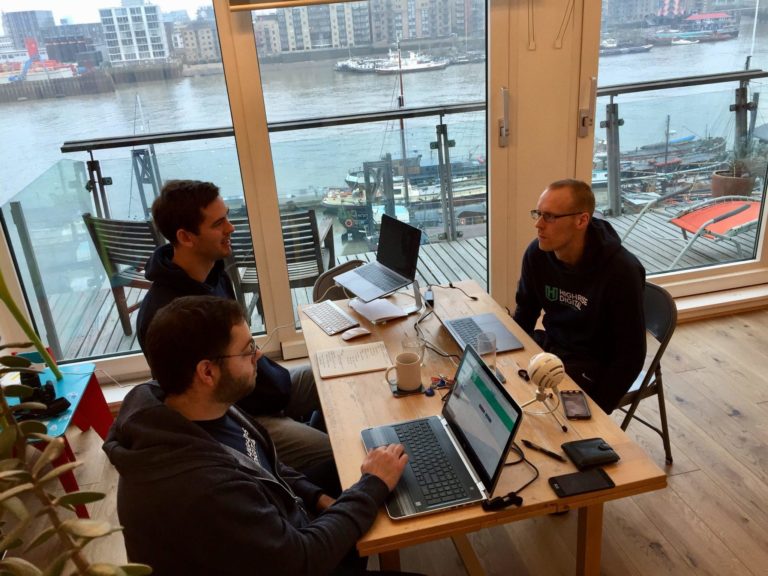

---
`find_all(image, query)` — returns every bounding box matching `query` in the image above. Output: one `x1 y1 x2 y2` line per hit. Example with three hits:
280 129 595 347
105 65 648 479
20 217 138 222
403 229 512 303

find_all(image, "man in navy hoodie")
513 179 646 413
106 296 407 575
136 179 331 477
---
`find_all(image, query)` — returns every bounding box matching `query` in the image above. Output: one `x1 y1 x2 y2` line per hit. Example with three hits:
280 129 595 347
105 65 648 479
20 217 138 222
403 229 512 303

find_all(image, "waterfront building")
254 15 282 55
1 10 55 51
180 21 220 63
99 0 169 65
276 3 371 51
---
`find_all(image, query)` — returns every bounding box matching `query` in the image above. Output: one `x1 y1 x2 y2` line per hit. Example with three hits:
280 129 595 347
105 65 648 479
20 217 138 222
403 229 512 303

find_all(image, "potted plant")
711 159 756 197
0 269 151 575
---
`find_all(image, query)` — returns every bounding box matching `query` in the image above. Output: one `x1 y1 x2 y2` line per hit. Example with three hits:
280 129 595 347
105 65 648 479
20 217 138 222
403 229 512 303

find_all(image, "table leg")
451 534 485 576
576 503 603 576
71 375 114 440
379 550 401 572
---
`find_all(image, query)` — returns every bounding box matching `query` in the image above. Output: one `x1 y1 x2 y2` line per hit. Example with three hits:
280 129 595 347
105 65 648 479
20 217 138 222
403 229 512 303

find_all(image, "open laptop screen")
443 346 522 493
376 214 421 280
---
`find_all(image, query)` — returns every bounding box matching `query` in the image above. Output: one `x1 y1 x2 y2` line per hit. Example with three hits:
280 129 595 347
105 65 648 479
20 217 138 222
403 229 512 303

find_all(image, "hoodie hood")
104 383 234 483
574 218 623 272
144 243 228 294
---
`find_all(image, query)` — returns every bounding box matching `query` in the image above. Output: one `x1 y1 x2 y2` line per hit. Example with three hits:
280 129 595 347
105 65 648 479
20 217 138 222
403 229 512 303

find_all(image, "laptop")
361 345 523 519
433 296 524 353
334 214 422 303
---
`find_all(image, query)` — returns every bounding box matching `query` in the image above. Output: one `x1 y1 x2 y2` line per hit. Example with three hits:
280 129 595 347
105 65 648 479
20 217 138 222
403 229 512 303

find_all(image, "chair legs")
111 286 133 336
620 375 673 465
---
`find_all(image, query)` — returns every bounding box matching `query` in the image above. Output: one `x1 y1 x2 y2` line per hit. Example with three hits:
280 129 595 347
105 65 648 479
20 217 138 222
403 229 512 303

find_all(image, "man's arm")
592 261 646 413
512 248 541 334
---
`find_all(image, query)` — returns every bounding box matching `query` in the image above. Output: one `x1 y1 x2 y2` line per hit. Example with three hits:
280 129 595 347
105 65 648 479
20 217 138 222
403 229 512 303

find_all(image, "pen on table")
521 439 567 462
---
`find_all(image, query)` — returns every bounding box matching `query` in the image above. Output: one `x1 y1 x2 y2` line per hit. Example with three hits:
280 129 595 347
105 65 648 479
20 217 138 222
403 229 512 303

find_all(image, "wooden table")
299 280 666 576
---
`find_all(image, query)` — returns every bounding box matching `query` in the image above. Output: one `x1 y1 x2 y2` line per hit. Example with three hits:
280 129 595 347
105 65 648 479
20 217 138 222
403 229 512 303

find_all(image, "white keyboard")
303 300 359 336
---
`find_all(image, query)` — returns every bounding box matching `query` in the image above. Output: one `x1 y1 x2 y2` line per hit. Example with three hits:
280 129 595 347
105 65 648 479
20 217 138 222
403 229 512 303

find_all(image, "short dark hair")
144 296 246 396
152 180 221 244
548 179 595 216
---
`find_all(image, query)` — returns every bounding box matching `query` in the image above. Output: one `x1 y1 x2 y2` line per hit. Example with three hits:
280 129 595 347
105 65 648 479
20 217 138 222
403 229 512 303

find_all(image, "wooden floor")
15 309 768 575
48 197 762 361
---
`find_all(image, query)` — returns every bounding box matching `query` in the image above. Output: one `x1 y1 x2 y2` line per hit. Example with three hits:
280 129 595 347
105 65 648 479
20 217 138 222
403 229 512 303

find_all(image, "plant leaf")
2 384 34 399
60 518 113 539
0 427 18 459
0 483 34 504
54 491 105 507
0 470 29 481
0 342 33 351
118 564 153 576
26 432 54 444
0 459 22 472
84 565 120 576
0 513 31 552
0 557 43 576
1 496 29 520
38 461 82 485
23 526 56 552
41 550 73 576
0 355 33 368
10 402 47 413
18 421 48 437
31 438 65 477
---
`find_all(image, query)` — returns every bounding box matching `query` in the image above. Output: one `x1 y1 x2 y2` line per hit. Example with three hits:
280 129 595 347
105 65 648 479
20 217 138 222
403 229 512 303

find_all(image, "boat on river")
334 49 449 74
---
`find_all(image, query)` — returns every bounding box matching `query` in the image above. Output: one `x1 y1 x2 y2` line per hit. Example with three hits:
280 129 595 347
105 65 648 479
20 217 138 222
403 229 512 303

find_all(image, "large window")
596 5 767 277
0 1 243 363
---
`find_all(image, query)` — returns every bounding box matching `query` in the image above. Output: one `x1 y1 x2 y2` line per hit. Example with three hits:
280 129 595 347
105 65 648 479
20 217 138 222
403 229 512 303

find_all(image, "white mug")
385 351 422 391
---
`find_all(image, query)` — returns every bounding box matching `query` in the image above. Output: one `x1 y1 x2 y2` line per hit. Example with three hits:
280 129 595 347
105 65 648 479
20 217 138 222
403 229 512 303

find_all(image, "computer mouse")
341 327 371 341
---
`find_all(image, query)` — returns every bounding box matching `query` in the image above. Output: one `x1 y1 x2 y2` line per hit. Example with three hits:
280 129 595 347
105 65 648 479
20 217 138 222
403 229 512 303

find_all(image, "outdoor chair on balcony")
83 213 164 336
227 210 332 320
617 282 677 465
668 195 761 267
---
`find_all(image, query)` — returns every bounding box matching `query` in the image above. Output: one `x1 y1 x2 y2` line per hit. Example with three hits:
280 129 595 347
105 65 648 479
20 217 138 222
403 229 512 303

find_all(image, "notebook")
334 214 422 303
361 345 523 519
432 295 523 353
316 341 390 378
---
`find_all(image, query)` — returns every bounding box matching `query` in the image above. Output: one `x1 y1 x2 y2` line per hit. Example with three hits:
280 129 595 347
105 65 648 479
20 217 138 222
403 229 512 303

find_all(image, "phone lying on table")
549 468 614 497
560 389 591 420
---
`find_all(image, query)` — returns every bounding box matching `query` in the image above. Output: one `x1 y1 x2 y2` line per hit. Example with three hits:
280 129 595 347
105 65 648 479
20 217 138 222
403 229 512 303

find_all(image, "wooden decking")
47 200 761 360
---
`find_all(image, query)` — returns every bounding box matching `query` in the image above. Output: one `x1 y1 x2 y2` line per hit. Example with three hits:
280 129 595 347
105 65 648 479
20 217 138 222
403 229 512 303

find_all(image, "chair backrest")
643 282 677 373
83 212 162 280
228 210 325 287
313 259 366 302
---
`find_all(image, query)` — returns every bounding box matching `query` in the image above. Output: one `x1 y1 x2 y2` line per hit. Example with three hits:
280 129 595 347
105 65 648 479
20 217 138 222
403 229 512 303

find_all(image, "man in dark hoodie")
105 296 407 575
513 179 646 413
136 179 331 475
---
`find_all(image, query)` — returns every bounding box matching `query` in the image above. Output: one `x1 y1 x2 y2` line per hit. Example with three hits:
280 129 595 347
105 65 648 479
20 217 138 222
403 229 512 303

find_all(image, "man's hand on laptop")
362 444 408 491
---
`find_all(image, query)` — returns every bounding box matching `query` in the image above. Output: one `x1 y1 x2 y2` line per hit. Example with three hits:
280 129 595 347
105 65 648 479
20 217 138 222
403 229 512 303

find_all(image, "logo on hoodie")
545 284 588 311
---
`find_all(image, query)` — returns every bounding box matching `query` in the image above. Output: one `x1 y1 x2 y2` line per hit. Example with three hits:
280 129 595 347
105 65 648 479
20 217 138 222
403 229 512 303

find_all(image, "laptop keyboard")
394 420 468 506
303 301 359 335
355 264 405 292
448 317 483 348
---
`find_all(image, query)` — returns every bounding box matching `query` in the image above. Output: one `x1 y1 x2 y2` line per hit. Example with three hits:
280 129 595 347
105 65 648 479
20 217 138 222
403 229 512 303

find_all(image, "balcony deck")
46 205 759 360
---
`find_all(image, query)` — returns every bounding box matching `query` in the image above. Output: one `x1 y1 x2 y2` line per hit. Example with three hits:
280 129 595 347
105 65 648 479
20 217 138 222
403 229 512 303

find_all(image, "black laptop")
361 345 523 519
334 214 422 302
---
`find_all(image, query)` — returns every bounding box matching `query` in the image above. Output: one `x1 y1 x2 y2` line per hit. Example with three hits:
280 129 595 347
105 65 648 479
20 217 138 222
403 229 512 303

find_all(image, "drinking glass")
402 337 426 366
474 332 497 371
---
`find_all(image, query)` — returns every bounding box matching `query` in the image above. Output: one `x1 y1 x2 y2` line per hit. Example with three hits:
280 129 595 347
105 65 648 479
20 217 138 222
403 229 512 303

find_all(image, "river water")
3 18 768 207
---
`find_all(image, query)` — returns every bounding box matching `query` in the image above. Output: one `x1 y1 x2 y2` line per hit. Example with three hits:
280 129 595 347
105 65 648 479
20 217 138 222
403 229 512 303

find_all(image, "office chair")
617 282 677 464
312 259 365 302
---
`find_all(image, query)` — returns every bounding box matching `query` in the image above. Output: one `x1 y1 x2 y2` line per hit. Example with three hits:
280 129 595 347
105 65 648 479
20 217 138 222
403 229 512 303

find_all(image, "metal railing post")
600 97 623 216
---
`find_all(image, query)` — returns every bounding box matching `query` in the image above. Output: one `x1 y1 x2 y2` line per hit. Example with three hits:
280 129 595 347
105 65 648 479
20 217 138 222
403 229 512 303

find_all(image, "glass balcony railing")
3 105 487 362
594 69 767 274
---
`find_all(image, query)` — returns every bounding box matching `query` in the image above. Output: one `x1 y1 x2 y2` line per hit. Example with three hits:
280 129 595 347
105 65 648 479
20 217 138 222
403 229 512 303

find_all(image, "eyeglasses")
529 209 584 223
214 340 259 362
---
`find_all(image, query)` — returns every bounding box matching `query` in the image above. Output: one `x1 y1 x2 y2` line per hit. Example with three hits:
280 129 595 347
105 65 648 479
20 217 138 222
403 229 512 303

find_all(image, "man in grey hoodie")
105 295 407 575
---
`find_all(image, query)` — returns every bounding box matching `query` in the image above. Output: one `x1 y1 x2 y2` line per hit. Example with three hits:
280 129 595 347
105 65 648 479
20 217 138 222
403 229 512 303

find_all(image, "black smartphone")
548 468 615 497
560 389 592 420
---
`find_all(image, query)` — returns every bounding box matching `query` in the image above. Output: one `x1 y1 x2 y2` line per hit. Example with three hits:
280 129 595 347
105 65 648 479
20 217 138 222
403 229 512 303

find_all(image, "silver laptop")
432 295 523 353
361 345 523 519
334 214 422 303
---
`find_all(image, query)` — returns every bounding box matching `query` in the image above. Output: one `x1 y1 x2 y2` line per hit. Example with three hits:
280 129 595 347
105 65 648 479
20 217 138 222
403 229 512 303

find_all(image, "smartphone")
548 468 615 497
560 389 592 420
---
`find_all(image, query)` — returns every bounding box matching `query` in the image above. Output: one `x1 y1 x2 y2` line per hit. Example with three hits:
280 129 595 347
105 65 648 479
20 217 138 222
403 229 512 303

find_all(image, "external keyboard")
303 300 359 336
394 420 467 506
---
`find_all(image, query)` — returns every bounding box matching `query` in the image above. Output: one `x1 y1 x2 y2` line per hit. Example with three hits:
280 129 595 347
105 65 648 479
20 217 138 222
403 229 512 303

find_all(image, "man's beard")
213 364 255 404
